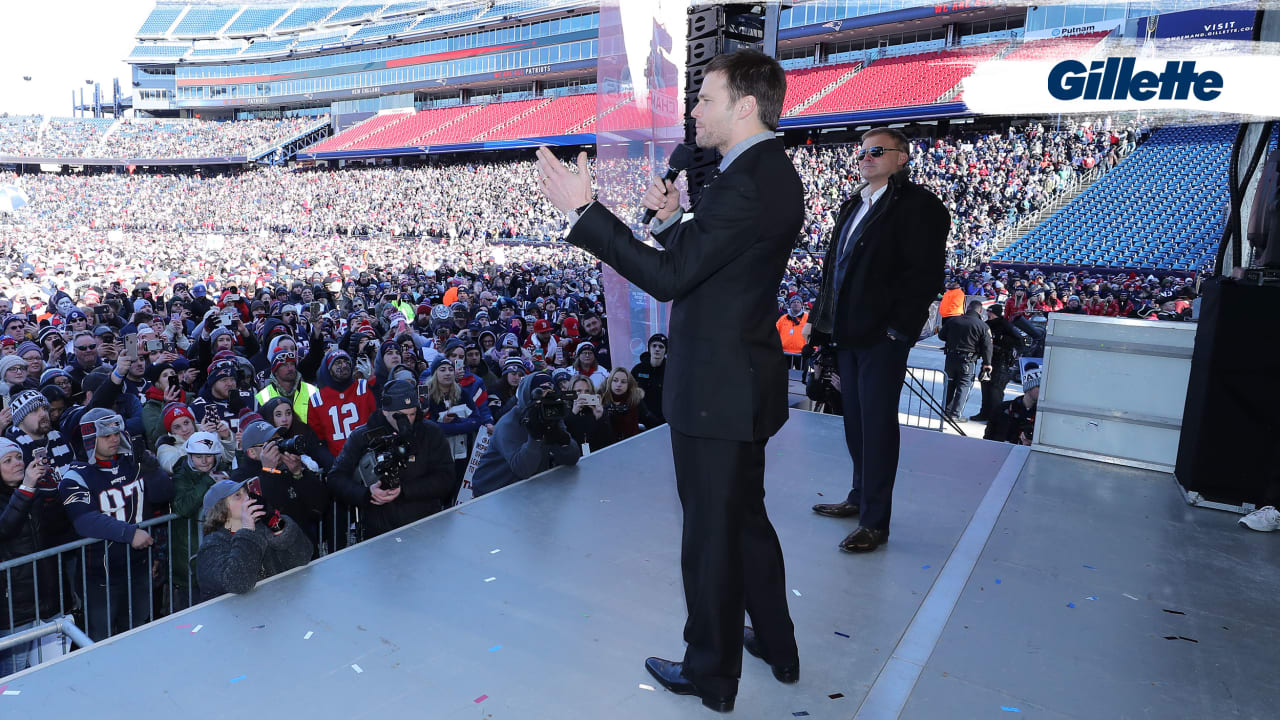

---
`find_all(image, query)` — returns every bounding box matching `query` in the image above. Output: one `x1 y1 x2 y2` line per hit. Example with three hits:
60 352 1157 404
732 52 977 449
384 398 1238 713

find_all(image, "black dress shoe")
812 500 860 518
743 627 799 683
839 526 890 553
645 657 735 713
969 413 988 422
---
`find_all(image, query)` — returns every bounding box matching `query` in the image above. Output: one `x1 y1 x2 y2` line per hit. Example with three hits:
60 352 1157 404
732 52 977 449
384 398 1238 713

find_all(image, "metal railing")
0 497 368 678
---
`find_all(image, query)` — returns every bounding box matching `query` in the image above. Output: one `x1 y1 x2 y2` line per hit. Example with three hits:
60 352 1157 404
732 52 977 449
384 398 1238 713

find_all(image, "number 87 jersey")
308 370 378 459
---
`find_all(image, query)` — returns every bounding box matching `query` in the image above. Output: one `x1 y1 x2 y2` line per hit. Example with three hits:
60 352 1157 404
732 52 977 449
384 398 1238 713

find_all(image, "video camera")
365 426 413 491
276 434 309 457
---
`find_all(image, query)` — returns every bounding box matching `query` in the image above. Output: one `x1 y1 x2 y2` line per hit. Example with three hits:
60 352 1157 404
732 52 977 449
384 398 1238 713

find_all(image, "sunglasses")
855 146 904 161
273 352 298 363
75 343 98 351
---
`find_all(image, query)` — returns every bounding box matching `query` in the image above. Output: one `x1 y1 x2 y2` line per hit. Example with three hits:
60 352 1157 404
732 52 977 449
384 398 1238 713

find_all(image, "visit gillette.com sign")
1048 59 1222 101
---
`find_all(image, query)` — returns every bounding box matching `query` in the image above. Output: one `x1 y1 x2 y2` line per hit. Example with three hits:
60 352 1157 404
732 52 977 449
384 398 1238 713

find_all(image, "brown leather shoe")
839 526 889 553
812 500 860 518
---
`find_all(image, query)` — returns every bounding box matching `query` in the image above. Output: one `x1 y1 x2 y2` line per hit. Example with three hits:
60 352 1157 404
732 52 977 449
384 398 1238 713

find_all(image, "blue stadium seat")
275 6 338 33
225 7 288 36
137 5 183 36
992 124 1278 272
172 7 238 37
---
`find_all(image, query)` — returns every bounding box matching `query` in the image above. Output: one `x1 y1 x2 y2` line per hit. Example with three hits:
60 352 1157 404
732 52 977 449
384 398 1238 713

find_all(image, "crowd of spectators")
0 115 321 159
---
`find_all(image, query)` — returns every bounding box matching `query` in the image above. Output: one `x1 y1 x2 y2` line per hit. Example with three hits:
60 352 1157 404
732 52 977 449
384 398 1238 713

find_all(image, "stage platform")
6 411 1278 719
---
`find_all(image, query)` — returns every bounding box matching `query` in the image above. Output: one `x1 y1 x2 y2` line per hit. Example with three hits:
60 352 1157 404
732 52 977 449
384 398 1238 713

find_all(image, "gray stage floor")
5 412 1277 719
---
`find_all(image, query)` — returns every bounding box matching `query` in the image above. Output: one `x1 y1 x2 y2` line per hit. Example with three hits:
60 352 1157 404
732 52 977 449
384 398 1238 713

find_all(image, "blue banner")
1135 5 1255 41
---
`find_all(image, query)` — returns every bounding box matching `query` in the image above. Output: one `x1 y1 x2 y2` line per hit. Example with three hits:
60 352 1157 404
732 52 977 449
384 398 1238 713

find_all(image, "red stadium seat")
800 43 1008 115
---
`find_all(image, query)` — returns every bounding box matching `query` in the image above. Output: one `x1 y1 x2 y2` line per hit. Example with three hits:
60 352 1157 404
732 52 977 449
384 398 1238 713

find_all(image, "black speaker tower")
682 4 776 207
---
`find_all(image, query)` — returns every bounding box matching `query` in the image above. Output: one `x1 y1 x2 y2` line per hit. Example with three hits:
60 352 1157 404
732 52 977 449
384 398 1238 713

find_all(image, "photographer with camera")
230 420 327 550
804 345 843 416
471 371 581 498
328 380 455 539
984 367 1040 446
195 478 313 601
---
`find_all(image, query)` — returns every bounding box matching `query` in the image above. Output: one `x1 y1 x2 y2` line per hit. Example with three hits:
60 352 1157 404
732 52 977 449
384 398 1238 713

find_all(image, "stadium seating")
129 44 192 59
800 43 1007 115
189 42 246 58
360 106 485 149
41 118 115 158
275 5 338 33
292 32 349 51
0 116 44 157
426 99 542 145
224 7 288 36
172 7 238 37
781 61 861 116
325 4 384 25
137 5 183 36
381 1 436 18
489 94 596 140
411 8 481 32
309 113 413 152
478 0 552 20
348 18 418 41
993 125 1245 272
244 37 297 54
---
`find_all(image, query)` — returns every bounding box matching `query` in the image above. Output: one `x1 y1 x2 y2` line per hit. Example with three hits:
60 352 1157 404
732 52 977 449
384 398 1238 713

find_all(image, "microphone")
643 144 694 223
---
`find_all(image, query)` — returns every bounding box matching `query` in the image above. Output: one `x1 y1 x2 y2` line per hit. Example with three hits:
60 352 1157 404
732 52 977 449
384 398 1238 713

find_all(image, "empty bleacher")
325 4 384 25
781 61 860 116
994 125 1245 272
801 43 1007 115
138 5 184 36
310 94 604 153
224 6 288 36
348 106 477 149
128 43 192 59
171 6 238 37
381 1 435 18
292 32 349 51
490 93 595 140
308 112 412 152
347 18 418 41
274 5 338 33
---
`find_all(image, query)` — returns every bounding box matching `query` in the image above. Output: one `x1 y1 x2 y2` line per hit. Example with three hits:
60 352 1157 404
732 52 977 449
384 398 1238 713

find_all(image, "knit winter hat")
16 341 41 358
162 402 196 432
502 357 528 376
1022 368 1042 392
0 437 20 461
9 389 48 427
0 354 27 379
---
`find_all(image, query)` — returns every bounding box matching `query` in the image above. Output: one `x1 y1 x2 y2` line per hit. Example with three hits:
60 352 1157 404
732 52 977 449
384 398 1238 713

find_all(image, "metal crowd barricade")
900 366 964 435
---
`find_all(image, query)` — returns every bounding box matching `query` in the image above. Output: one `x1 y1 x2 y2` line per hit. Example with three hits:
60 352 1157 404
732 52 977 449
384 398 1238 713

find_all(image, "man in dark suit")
807 127 951 553
535 49 799 713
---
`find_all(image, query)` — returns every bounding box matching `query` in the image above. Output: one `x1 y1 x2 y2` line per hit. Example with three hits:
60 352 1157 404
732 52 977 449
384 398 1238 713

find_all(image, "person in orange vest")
777 297 808 367
939 281 965 329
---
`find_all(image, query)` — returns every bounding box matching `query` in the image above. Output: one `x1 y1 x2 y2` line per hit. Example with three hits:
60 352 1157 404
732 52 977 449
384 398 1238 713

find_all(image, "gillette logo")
1048 58 1223 101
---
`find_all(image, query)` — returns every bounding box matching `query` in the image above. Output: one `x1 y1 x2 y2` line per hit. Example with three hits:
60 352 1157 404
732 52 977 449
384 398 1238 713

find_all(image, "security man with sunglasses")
807 127 951 554
254 347 318 422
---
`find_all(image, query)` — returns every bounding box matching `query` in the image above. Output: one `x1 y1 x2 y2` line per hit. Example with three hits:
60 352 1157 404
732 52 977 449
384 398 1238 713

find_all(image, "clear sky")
0 0 156 118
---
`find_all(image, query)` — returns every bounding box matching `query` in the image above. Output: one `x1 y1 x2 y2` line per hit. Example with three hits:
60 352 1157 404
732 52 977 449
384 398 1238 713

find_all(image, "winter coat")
327 410 456 539
169 457 220 594
0 484 59 627
196 516 312 601
471 373 581 497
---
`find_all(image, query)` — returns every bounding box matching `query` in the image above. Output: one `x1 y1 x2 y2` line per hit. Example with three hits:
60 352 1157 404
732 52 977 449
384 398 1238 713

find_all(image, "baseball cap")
533 319 552 333
201 478 250 520
240 420 279 451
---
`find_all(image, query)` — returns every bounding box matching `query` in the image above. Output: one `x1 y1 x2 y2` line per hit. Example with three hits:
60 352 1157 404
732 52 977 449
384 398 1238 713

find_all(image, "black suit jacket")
567 138 803 442
810 169 950 347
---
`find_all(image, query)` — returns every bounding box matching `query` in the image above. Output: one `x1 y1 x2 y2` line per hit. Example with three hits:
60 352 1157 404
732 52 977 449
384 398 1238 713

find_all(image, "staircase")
414 104 485 144
568 94 629 134
784 63 862 117
475 97 553 141
989 166 1102 256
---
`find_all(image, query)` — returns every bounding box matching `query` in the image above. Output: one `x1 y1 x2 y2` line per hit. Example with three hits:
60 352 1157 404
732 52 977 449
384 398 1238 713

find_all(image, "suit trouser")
837 338 913 531
670 428 797 698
